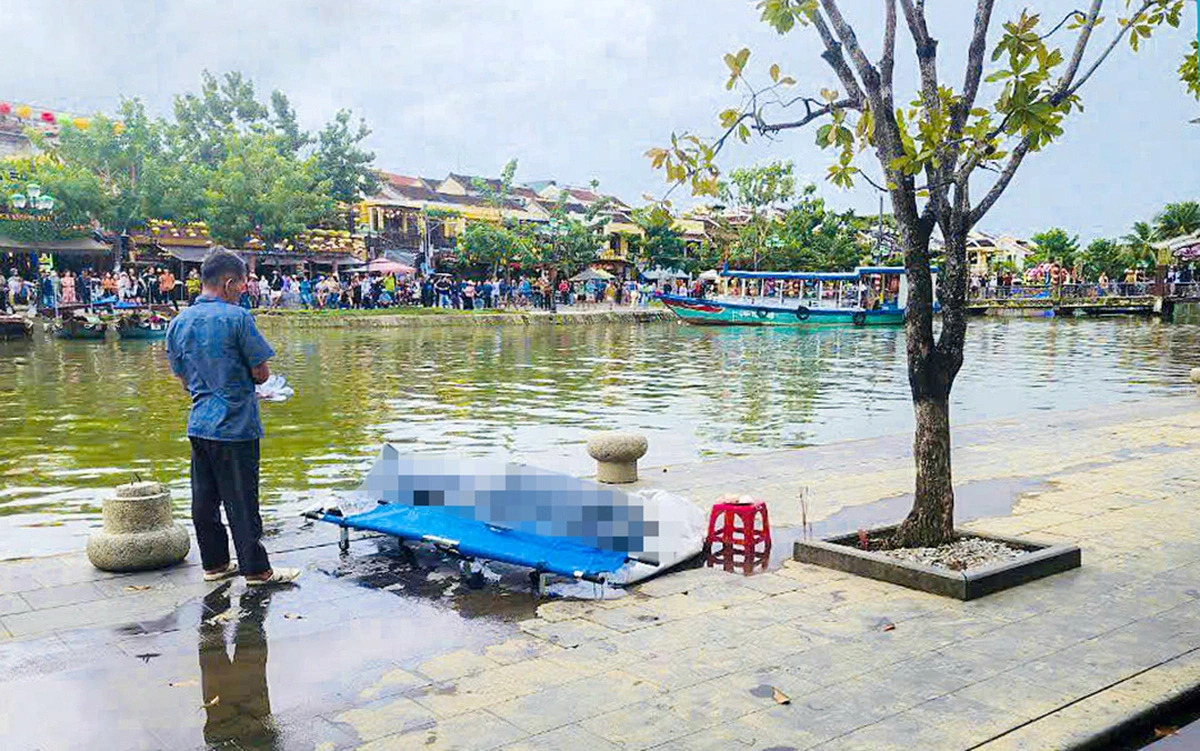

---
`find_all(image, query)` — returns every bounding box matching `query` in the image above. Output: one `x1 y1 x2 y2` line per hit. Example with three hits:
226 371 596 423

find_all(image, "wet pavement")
5 395 1200 749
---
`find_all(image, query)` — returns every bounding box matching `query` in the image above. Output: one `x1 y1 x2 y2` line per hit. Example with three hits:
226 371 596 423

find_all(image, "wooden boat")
658 266 918 327
116 308 171 340
0 315 33 340
54 311 112 340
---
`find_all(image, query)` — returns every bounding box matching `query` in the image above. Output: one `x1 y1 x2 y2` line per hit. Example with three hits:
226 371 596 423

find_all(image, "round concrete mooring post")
587 431 648 484
87 480 190 572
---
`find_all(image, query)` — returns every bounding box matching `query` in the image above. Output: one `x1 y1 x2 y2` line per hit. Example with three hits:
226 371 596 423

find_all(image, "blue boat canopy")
719 266 938 280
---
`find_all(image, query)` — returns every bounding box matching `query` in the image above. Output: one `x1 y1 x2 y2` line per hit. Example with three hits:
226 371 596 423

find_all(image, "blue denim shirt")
166 295 275 441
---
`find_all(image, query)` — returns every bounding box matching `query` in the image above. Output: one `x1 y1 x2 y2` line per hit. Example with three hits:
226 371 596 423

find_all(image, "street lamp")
9 182 54 212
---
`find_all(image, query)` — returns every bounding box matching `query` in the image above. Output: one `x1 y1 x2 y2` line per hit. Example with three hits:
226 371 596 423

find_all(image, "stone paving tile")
412 658 585 718
358 712 526 751
498 723 621 751
330 695 437 742
487 669 663 734
517 617 619 648
417 648 501 682
578 698 694 751
18 580 108 610
0 593 29 617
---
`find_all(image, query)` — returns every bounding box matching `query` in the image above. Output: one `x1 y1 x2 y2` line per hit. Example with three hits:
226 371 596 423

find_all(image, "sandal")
203 562 239 582
245 567 301 586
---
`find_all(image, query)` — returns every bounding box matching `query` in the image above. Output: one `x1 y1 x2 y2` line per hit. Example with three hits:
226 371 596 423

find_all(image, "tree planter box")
793 526 1080 600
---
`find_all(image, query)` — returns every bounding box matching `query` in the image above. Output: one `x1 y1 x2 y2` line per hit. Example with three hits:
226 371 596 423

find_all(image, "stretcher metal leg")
339 526 350 553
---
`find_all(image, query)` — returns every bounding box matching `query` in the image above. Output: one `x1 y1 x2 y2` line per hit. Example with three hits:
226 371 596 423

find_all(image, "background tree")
202 132 332 248
771 184 867 270
1154 200 1200 238
649 0 1188 547
314 109 381 205
720 160 796 268
1029 228 1081 268
1079 238 1129 278
1122 220 1160 267
631 207 690 272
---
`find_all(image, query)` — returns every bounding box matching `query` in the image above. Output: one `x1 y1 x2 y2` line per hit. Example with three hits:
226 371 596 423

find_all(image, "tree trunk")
892 224 969 549
894 394 955 547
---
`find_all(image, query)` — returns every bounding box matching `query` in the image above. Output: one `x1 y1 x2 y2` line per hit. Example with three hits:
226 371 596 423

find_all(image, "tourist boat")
53 310 112 340
115 308 172 340
658 266 919 327
0 315 33 340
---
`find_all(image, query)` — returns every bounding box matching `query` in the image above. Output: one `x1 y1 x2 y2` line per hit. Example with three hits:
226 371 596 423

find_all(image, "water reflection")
198 584 279 750
1 318 1197 534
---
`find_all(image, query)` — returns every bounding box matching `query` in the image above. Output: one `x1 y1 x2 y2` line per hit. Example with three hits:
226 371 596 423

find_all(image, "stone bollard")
87 480 190 572
1192 368 1200 396
587 432 648 484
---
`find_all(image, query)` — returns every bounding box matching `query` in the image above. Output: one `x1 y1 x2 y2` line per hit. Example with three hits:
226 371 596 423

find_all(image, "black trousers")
190 437 271 576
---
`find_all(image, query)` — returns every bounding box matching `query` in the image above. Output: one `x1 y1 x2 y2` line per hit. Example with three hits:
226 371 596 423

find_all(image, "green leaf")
769 63 780 82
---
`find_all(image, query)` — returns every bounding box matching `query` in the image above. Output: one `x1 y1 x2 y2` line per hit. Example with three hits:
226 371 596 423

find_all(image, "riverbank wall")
253 307 674 329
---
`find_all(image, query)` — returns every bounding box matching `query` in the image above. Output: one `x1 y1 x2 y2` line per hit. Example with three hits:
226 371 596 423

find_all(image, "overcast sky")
0 0 1196 240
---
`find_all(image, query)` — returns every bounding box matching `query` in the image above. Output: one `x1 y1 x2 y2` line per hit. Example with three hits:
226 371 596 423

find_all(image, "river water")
2 316 1197 557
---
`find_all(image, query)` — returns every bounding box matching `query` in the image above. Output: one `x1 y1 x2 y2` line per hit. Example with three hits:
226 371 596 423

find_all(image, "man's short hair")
201 249 248 287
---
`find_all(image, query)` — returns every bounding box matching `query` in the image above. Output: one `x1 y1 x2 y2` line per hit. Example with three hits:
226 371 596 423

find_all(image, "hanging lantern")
26 183 41 200
9 194 26 210
0 103 10 116
36 194 55 212
73 117 89 130
40 111 55 124
14 105 31 119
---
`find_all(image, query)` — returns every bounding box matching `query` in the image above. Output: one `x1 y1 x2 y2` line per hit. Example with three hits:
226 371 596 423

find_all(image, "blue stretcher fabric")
328 504 631 579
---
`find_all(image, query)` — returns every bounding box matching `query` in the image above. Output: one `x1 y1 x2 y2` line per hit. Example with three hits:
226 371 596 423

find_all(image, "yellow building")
967 231 1036 274
360 173 643 273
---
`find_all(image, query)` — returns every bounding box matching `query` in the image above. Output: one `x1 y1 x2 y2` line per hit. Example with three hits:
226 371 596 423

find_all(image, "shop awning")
163 245 215 263
0 236 112 255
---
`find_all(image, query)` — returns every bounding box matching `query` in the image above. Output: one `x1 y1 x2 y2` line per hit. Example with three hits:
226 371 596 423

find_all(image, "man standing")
166 249 299 586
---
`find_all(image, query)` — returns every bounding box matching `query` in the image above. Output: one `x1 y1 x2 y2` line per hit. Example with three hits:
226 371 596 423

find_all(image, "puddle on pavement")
0 532 548 750
768 476 1049 565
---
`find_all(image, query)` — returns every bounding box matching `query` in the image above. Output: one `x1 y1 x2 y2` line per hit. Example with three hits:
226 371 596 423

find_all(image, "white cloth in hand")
255 374 295 402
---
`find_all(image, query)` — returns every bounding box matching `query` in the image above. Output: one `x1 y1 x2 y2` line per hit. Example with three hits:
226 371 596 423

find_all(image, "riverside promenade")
253 306 673 329
2 396 1200 749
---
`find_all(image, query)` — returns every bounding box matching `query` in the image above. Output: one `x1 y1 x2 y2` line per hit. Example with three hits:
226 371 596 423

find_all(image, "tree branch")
969 137 1032 224
1055 0 1104 97
952 0 996 135
809 11 868 106
1065 0 1155 98
818 0 884 100
881 0 897 98
757 99 858 133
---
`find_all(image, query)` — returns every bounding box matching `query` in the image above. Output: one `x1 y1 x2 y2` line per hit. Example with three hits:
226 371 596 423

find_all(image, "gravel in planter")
876 537 1028 571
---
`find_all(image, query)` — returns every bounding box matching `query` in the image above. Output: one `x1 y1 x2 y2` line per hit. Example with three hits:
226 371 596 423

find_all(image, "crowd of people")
231 271 669 311
969 263 1198 299
0 266 679 315
2 266 182 313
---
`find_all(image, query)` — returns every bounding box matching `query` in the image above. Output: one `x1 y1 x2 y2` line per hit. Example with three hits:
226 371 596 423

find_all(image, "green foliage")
4 70 379 249
1154 201 1200 239
721 161 796 210
533 194 611 276
631 207 688 271
202 132 332 247
1079 238 1129 278
314 109 380 204
650 1 1183 201
1121 220 1159 266
0 217 90 243
1029 228 1080 266
1183 41 1200 100
459 220 531 272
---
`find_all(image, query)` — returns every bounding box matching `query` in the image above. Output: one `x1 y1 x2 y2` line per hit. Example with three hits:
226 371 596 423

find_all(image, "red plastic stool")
704 496 771 574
